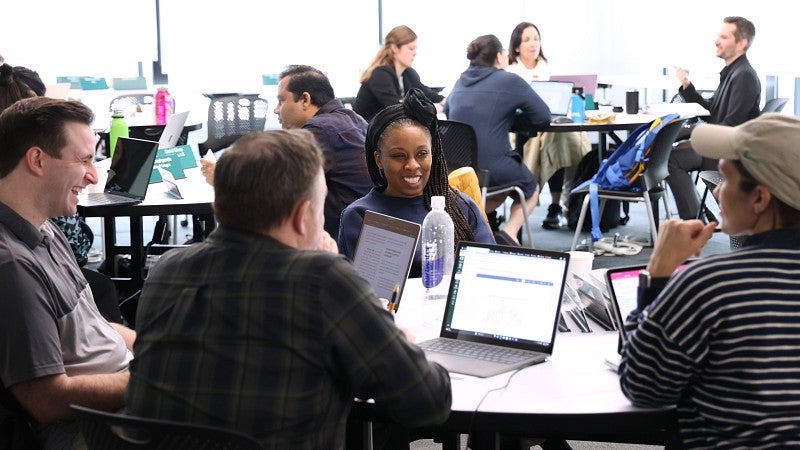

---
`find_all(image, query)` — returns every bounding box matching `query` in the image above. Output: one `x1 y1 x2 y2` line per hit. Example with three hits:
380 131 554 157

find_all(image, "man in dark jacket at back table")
667 15 760 220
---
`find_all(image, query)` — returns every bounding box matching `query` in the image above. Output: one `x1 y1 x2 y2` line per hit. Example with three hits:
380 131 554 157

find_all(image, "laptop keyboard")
85 193 136 205
419 338 534 365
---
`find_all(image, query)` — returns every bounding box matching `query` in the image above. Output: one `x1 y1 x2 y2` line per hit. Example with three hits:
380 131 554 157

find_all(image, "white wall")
2 0 798 113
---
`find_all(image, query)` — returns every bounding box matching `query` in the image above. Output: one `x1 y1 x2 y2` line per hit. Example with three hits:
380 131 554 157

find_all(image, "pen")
386 284 400 313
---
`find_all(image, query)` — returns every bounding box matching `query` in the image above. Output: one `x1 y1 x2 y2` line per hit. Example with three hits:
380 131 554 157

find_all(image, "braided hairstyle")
365 88 475 247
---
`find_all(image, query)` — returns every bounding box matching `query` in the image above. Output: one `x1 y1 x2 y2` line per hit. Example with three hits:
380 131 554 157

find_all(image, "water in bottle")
155 87 173 125
421 196 454 301
108 110 129 158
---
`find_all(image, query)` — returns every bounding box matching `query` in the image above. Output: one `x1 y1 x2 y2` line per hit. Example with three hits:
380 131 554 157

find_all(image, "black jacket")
678 54 761 126
353 66 444 122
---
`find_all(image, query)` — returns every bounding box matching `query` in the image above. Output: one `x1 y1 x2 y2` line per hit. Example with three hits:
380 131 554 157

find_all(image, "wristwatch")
639 270 670 290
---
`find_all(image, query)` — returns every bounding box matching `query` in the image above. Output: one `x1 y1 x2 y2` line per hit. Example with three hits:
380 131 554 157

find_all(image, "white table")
351 279 679 449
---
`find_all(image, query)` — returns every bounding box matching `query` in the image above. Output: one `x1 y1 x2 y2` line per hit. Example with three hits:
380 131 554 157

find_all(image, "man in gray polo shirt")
0 97 135 449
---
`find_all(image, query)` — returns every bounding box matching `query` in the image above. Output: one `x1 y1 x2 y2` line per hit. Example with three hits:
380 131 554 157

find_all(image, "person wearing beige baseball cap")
618 113 800 448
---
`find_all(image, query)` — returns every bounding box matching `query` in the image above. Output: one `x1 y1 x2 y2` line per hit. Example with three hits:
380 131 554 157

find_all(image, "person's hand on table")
647 219 716 277
199 159 216 186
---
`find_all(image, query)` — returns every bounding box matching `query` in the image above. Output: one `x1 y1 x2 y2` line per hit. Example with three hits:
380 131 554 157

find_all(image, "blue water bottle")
570 88 586 123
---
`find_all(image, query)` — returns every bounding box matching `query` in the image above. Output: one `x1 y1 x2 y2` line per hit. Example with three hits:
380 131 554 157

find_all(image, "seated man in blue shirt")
201 65 372 238
127 129 452 449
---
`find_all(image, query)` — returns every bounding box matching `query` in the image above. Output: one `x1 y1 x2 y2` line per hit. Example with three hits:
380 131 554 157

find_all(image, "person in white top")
506 22 589 230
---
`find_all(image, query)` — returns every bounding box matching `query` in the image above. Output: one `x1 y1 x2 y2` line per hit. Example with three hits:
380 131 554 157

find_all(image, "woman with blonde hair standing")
353 25 444 122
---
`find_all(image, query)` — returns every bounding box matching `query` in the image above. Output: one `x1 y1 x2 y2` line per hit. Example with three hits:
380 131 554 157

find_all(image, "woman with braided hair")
338 88 493 278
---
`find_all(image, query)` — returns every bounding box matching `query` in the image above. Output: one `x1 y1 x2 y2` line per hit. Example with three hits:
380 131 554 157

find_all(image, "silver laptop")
352 210 420 303
82 137 160 207
418 242 570 378
530 80 574 121
157 111 190 149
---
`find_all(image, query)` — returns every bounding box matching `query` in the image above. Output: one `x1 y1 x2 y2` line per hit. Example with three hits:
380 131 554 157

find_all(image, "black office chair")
0 377 41 450
570 118 687 250
197 94 269 156
70 404 263 450
438 120 532 246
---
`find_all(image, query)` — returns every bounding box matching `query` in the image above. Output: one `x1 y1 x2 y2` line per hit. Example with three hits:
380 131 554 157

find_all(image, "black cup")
625 91 639 114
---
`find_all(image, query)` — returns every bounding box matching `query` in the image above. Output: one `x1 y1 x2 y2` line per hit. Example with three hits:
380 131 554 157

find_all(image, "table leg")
130 216 145 288
101 216 117 276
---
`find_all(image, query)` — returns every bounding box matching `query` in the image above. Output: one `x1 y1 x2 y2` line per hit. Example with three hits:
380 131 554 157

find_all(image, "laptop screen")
104 137 160 199
530 80 574 117
606 262 692 352
549 74 598 96
440 242 569 352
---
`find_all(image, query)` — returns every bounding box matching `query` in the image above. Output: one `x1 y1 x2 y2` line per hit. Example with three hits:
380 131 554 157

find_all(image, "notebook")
418 242 570 378
352 210 421 303
82 137 160 207
530 80 574 121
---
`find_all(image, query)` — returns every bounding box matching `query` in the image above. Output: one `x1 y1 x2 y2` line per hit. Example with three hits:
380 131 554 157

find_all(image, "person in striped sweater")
619 113 800 449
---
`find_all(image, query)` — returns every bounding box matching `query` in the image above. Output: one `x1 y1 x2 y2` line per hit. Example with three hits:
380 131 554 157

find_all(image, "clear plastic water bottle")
422 196 454 301
155 87 173 125
570 88 586 123
108 110 129 158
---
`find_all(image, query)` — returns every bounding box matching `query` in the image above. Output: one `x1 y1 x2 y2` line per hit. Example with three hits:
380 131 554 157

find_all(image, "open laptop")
156 111 190 149
352 210 420 303
604 262 693 369
530 80 574 121
550 74 598 97
82 137 160 207
418 242 570 378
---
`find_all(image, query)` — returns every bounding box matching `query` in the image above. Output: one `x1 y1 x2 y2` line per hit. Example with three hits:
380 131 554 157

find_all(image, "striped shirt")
620 229 800 449
126 228 451 450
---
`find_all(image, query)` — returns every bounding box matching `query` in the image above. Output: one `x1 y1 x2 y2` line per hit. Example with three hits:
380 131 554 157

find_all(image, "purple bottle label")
422 242 444 289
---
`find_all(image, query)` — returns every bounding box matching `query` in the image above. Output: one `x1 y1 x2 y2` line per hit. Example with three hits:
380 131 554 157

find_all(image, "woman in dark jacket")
353 25 444 122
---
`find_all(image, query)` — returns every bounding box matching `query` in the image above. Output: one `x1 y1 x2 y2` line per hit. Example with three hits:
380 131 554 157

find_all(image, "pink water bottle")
155 87 173 125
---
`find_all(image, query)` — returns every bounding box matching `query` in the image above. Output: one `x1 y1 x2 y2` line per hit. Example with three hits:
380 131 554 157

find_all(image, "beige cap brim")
690 123 741 160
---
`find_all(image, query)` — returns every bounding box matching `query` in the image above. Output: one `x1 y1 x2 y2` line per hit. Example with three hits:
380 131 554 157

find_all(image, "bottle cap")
111 109 124 117
431 196 445 210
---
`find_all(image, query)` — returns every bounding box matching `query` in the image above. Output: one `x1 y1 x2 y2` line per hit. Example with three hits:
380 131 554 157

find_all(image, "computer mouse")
553 116 574 124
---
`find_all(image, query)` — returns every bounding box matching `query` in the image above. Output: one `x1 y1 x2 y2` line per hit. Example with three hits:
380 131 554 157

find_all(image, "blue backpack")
573 113 681 241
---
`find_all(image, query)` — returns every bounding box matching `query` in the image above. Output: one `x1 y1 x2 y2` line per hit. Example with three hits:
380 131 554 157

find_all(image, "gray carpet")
519 187 731 268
